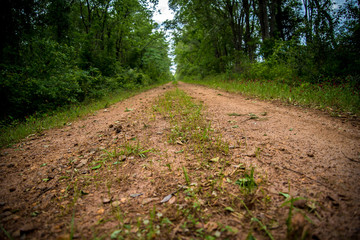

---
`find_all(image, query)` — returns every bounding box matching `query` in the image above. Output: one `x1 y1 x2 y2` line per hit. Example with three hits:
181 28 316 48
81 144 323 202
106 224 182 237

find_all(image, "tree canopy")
0 0 172 121
169 0 360 84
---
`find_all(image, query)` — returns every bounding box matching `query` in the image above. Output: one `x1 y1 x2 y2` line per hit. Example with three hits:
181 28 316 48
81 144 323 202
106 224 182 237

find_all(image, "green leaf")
210 157 219 162
224 207 235 212
91 164 102 170
279 192 290 199
110 229 122 239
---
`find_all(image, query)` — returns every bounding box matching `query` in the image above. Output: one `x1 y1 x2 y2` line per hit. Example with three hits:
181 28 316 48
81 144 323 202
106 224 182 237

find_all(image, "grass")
0 81 169 148
153 88 229 158
181 74 360 115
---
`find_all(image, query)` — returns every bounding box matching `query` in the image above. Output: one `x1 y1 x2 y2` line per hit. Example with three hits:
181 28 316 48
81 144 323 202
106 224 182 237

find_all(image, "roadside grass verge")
0 81 169 148
181 74 360 116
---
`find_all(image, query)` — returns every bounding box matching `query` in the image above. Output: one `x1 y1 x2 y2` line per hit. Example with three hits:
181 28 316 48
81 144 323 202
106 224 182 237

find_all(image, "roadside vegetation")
0 81 169 148
169 0 360 115
1 0 173 147
182 74 360 115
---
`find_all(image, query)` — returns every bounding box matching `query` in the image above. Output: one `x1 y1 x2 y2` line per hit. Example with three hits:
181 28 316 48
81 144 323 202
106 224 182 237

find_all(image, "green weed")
235 167 257 194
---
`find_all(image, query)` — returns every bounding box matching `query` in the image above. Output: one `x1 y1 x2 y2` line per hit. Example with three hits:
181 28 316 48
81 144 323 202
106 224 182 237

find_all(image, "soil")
1 82 359 240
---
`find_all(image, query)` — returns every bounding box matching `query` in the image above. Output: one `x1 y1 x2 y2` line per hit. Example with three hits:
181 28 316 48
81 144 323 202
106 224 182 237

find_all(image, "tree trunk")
258 0 270 41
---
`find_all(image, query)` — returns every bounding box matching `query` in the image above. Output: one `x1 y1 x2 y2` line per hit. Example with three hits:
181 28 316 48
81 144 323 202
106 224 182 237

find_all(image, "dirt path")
1 82 359 239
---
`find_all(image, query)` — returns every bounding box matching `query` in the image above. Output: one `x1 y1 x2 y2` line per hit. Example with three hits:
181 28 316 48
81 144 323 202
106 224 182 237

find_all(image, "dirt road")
1 82 359 239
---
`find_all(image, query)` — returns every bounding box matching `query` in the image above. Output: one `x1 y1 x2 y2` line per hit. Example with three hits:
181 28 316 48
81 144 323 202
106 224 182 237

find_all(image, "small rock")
0 202 6 206
97 208 105 214
130 193 143 198
102 198 111 204
76 159 88 168
119 155 127 161
111 201 121 207
294 199 307 209
160 194 173 203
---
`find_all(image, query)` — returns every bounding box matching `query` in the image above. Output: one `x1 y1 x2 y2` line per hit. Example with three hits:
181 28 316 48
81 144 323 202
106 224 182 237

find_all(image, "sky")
152 0 176 73
152 0 175 24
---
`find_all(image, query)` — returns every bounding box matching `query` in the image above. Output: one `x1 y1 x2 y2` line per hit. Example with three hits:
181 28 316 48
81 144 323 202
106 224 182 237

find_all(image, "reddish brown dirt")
0 82 359 240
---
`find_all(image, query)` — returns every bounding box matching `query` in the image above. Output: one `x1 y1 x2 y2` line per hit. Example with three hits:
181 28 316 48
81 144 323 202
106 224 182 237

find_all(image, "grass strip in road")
153 88 229 158
0 82 169 148
181 74 360 116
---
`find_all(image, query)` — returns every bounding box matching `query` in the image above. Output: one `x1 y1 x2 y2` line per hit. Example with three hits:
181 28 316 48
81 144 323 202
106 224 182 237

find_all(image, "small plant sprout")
235 167 257 193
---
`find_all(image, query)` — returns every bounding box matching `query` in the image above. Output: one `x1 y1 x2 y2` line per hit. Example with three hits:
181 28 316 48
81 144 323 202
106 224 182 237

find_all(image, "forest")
1 0 359 125
0 0 172 123
168 0 359 96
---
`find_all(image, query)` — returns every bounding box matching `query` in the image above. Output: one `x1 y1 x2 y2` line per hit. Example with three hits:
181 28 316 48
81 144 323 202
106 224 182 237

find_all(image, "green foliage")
171 0 360 97
183 74 360 115
0 0 172 125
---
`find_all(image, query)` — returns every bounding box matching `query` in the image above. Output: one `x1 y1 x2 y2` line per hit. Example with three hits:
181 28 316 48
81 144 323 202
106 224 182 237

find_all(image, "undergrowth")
0 81 169 148
181 74 360 116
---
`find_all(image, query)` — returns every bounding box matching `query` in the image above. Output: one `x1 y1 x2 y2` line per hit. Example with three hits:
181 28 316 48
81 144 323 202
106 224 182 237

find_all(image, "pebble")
76 159 88 168
294 199 307 209
111 201 121 207
102 198 111 204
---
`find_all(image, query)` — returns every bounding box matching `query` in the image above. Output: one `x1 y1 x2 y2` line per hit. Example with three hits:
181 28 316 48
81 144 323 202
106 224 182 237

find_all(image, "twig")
342 151 360 163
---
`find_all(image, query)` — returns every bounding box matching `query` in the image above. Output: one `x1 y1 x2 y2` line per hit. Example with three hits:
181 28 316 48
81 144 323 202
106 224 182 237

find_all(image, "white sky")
152 0 176 73
153 0 175 24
